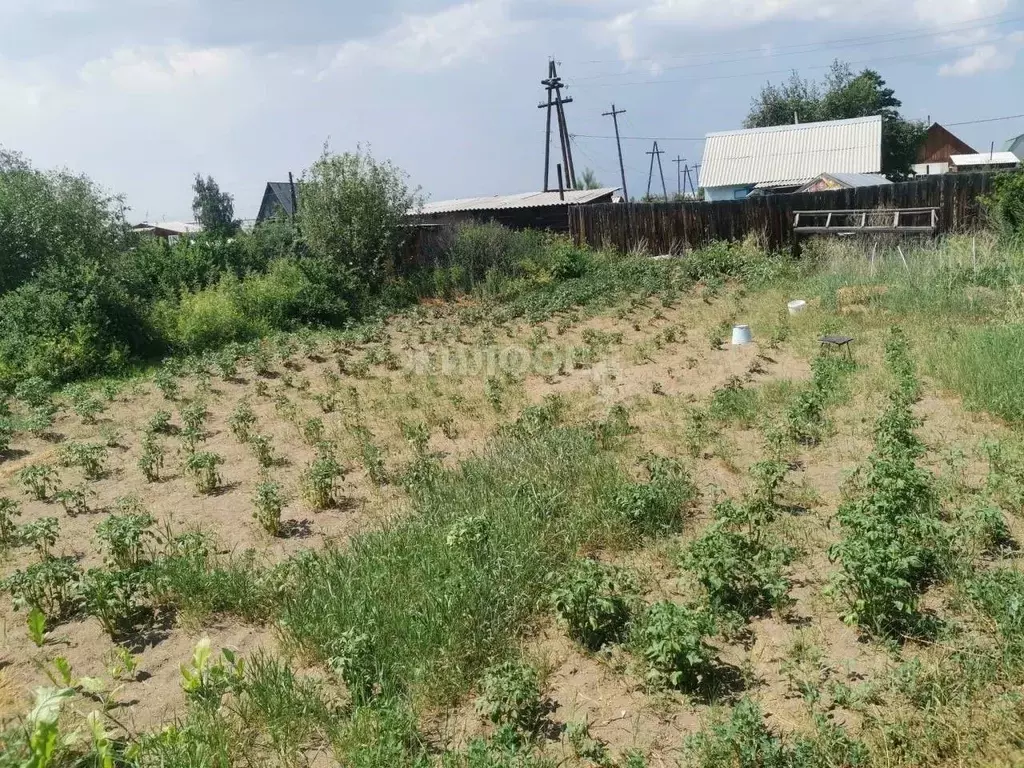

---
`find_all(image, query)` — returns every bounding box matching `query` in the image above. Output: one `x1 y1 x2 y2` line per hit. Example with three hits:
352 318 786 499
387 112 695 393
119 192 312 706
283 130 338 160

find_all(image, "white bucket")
731 324 753 346
788 299 807 315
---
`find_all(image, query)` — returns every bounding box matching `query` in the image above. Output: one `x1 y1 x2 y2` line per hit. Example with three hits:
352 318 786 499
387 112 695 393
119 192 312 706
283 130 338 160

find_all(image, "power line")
572 133 705 142
567 35 1022 89
574 11 1023 65
946 113 1024 127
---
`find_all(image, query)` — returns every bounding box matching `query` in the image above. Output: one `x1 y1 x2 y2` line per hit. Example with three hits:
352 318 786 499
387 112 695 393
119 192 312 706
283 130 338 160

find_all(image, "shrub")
632 601 716 690
551 559 636 651
982 166 1024 239
300 145 418 288
476 660 546 734
613 456 697 536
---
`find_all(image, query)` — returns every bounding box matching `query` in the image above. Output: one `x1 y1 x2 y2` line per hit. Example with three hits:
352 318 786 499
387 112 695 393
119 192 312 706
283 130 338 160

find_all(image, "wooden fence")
569 172 999 254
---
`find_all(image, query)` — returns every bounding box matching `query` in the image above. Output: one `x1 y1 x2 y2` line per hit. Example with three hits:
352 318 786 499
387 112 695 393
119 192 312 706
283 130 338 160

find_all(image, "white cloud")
79 45 244 93
325 0 523 76
939 29 1024 75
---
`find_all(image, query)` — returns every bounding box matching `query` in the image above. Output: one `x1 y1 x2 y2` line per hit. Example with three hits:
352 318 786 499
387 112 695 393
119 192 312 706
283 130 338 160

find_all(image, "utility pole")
646 141 667 201
673 155 686 198
538 59 577 191
683 164 696 197
602 104 629 203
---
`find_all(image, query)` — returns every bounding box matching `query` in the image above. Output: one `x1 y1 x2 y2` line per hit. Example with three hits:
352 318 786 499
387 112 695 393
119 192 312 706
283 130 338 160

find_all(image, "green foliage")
550 559 636 651
301 454 343 510
80 567 150 638
18 463 58 501
682 500 793 621
54 485 93 517
138 432 164 482
684 698 868 768
96 512 155 569
248 432 277 468
57 441 107 480
966 569 1024 658
65 383 104 424
981 166 1024 239
228 398 257 441
180 637 245 708
476 660 546 734
253 478 285 536
0 496 22 551
613 455 697 536
192 174 238 238
631 601 716 690
828 331 946 637
146 409 173 435
709 376 760 427
744 61 925 178
18 517 60 559
27 606 47 647
2 556 82 620
184 451 223 495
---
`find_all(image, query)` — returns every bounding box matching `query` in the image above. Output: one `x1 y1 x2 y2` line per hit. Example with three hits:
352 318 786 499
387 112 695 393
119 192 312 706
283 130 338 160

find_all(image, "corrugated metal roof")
950 152 1020 166
418 188 617 215
699 115 883 189
133 221 202 235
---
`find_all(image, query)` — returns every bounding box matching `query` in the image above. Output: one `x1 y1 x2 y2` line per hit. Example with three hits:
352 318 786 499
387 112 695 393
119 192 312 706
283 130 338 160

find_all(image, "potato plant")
138 432 165 482
58 442 107 480
551 559 636 651
475 660 546 734
2 556 82 620
65 384 104 424
80 568 150 638
18 517 60 559
54 485 94 517
18 464 58 501
228 399 257 442
146 410 173 435
96 512 155 569
301 454 343 510
253 478 285 536
249 433 277 468
184 451 224 495
632 601 716 691
0 497 22 551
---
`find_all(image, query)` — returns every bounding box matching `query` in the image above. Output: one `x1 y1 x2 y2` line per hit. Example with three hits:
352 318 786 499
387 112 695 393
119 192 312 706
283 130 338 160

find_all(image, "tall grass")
279 421 636 705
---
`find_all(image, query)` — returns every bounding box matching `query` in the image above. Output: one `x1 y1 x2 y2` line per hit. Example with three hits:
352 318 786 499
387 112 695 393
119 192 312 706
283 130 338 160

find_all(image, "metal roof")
418 187 617 215
132 221 202 235
699 115 883 189
950 152 1020 166
793 172 893 192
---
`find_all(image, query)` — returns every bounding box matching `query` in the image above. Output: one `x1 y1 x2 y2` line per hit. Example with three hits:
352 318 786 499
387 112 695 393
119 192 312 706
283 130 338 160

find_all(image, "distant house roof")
950 152 1020 167
132 221 202 237
917 123 975 164
257 181 300 223
699 115 883 189
417 188 618 215
796 172 893 193
1003 133 1024 159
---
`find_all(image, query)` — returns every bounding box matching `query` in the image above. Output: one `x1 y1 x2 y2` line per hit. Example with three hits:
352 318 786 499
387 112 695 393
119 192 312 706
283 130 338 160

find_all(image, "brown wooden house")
914 123 976 176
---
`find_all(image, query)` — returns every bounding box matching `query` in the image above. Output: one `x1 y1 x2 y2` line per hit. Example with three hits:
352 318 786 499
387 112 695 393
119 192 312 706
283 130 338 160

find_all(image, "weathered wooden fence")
569 172 999 254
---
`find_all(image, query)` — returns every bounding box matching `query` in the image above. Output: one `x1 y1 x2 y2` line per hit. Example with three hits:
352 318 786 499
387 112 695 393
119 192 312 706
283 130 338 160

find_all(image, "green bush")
982 167 1024 239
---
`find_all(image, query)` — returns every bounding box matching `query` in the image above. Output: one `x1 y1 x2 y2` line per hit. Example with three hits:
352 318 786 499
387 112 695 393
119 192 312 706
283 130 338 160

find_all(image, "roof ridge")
706 114 881 139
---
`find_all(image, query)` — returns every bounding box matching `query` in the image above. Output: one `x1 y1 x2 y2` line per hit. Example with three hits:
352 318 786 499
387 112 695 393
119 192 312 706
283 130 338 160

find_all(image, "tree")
580 168 602 190
745 61 926 180
191 175 237 238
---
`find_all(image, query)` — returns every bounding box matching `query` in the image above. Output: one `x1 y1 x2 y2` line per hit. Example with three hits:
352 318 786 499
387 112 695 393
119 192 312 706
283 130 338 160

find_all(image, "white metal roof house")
698 115 883 202
949 152 1020 171
412 188 618 231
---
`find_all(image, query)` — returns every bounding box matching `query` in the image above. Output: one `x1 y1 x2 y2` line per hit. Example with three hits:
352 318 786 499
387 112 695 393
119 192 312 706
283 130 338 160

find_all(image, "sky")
2 0 1023 221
